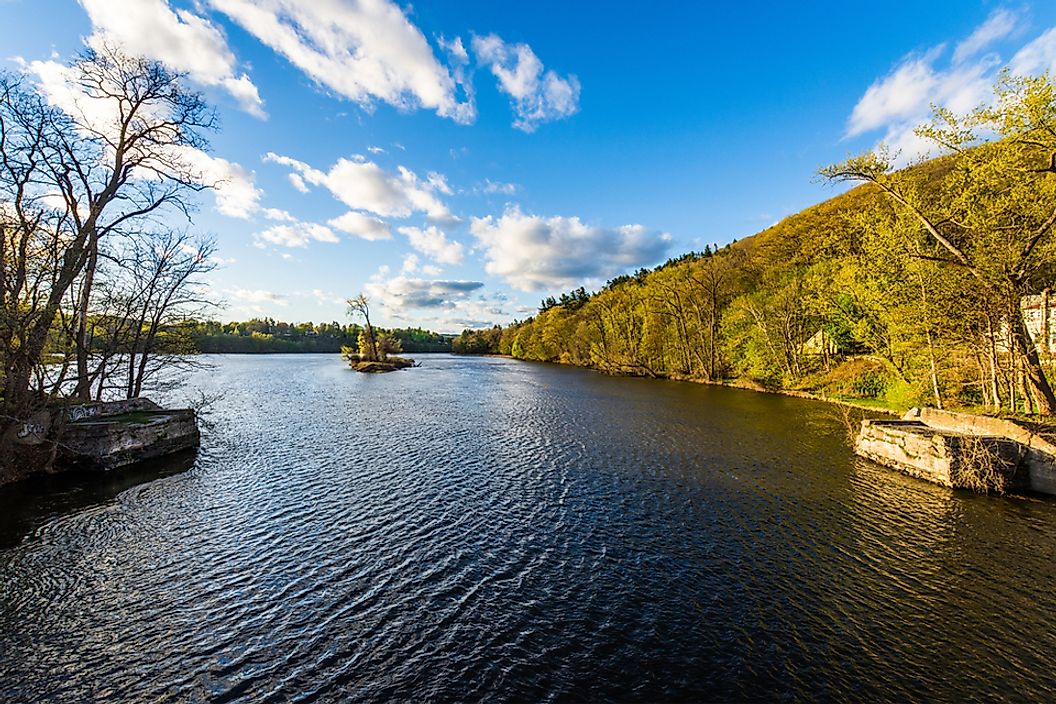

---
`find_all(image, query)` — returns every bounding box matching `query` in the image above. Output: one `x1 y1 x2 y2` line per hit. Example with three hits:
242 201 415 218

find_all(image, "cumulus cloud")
470 206 671 292
363 269 511 330
398 225 464 264
365 275 484 309
305 288 346 306
472 33 580 131
847 46 946 138
209 0 474 123
427 171 454 195
227 287 288 305
845 9 1037 161
256 209 393 249
328 211 391 241
287 173 310 193
78 0 264 117
264 152 453 221
172 146 263 219
255 222 339 248
264 207 296 222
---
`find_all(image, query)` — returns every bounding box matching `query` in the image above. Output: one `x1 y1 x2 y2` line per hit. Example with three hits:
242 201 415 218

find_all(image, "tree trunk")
1011 311 1055 414
74 239 99 401
985 315 1003 410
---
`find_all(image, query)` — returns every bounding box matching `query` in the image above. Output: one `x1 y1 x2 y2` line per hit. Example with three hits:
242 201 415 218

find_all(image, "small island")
343 294 417 373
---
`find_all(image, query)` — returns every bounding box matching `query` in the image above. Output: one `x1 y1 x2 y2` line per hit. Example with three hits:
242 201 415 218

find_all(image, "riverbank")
482 352 1056 421
670 374 902 416
466 352 905 416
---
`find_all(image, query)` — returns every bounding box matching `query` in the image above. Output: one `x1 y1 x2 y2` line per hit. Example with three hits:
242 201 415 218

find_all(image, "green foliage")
189 319 452 354
490 72 1056 415
452 326 503 354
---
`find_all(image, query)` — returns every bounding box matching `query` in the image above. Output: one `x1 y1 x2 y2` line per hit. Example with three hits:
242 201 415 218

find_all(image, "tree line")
189 318 453 354
458 73 1056 416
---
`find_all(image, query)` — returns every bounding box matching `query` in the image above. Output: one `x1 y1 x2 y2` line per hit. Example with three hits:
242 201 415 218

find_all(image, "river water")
1 354 1055 702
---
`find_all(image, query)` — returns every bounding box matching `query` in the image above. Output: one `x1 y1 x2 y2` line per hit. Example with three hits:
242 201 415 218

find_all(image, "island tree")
347 294 380 361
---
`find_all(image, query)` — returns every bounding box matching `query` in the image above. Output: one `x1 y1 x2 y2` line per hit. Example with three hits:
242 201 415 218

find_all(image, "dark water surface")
2 354 1056 702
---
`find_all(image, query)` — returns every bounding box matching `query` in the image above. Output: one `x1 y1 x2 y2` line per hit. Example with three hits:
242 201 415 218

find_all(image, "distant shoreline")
197 350 901 415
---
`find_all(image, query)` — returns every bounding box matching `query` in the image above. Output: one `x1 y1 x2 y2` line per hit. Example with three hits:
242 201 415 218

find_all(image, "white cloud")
173 146 263 219
427 171 454 195
367 145 386 154
21 57 127 141
227 287 288 305
209 0 474 123
846 10 1044 162
401 253 419 273
441 35 469 64
954 9 1019 64
847 46 945 138
439 34 474 116
307 288 346 305
178 242 236 268
264 207 296 222
365 274 483 310
363 269 511 330
78 0 265 117
481 179 519 195
328 211 392 241
398 225 464 264
264 151 453 221
255 222 339 248
22 57 267 219
470 206 671 292
287 173 310 193
421 264 442 276
472 33 579 131
1011 27 1056 77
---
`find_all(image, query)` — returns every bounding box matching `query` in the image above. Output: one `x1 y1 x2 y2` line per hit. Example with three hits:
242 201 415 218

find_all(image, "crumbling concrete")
854 407 1056 496
11 398 200 476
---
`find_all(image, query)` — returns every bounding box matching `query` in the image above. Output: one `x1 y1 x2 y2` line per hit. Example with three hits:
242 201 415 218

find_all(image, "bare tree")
0 44 219 471
82 229 217 401
347 294 380 361
54 44 217 399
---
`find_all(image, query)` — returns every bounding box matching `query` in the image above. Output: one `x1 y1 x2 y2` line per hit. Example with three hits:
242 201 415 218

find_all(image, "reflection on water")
0 450 198 550
1 354 1055 702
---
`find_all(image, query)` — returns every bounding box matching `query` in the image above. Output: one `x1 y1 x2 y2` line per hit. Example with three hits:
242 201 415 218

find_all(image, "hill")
455 147 1056 416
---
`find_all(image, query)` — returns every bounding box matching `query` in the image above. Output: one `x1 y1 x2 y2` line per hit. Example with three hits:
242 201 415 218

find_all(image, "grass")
826 394 904 413
79 411 164 425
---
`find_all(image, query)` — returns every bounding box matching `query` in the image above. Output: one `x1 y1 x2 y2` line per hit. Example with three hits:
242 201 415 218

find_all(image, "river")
1 354 1055 702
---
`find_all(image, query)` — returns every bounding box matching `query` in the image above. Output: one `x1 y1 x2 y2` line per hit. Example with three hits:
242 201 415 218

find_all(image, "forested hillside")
458 75 1056 415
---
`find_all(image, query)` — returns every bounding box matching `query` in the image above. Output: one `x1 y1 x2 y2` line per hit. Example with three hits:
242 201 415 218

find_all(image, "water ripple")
1 354 1056 702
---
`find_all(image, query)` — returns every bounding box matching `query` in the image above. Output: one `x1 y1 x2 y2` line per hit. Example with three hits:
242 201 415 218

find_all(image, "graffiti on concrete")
67 405 101 422
67 399 143 423
17 421 46 439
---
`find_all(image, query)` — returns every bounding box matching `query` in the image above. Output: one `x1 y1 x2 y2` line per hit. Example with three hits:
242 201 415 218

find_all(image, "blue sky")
4 1 1056 330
